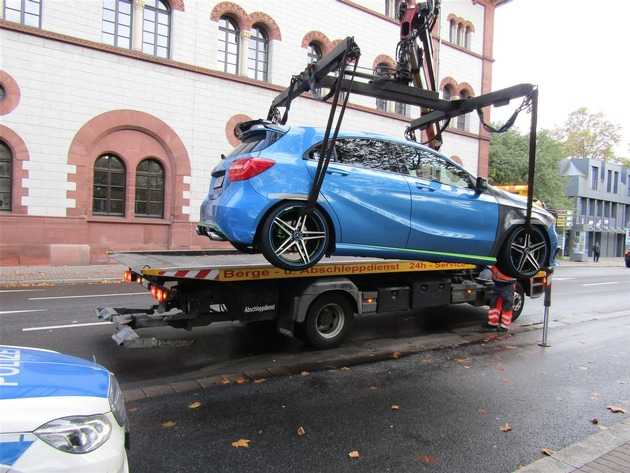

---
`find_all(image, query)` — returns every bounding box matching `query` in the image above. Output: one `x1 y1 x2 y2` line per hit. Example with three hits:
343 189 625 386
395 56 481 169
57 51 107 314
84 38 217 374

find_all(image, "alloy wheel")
509 227 548 275
269 206 327 266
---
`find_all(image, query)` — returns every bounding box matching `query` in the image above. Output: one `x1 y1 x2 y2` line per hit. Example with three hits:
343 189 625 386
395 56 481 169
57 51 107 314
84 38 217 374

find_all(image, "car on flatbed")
0 345 128 473
198 120 557 278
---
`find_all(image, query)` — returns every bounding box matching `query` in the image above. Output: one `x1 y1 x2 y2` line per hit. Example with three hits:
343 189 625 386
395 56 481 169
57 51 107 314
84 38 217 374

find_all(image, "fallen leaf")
161 420 176 428
607 405 626 414
479 408 487 416
219 377 231 385
348 450 360 459
235 376 247 385
254 378 266 384
231 439 251 448
392 352 401 359
188 401 201 409
297 426 306 436
369 386 378 391
339 366 351 371
416 454 438 464
128 407 139 413
454 357 470 364
541 448 555 456
500 423 512 432
591 418 599 424
301 371 310 376
391 405 400 411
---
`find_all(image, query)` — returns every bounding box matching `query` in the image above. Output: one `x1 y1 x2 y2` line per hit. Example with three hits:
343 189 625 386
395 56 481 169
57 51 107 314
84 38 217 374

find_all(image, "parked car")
0 345 128 473
199 120 557 278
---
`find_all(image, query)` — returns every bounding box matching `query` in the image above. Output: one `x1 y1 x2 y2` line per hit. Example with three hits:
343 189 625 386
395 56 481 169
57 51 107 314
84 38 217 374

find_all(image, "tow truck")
98 250 545 349
99 0 553 349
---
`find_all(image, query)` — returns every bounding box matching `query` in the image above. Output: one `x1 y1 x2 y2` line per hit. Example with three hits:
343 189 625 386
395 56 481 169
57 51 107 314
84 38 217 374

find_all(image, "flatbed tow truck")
98 250 545 349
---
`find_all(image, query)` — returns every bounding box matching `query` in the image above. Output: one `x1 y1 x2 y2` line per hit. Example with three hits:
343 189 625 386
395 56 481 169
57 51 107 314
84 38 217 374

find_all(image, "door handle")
415 183 435 191
326 166 350 176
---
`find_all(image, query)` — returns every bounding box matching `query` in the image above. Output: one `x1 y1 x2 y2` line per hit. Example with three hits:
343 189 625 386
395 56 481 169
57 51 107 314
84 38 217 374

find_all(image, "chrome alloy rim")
509 228 548 274
513 286 523 314
315 303 345 339
270 207 327 265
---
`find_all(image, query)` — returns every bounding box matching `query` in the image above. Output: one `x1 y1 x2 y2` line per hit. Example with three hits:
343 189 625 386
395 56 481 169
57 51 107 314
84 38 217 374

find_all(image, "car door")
305 138 411 248
405 148 499 260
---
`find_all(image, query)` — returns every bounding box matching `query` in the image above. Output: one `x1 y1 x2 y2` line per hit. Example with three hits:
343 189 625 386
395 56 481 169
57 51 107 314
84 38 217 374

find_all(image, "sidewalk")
0 264 126 287
556 257 626 268
517 418 630 472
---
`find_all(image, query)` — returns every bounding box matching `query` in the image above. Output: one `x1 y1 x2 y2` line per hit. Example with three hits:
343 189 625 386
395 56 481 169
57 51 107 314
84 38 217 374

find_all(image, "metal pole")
538 268 553 347
525 87 538 224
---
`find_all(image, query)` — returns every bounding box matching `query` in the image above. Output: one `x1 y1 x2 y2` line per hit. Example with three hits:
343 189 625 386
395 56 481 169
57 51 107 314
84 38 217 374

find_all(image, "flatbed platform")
111 250 478 283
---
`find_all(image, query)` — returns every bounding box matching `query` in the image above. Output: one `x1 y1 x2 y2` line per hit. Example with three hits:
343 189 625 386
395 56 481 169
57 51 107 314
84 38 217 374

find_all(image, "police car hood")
0 346 111 432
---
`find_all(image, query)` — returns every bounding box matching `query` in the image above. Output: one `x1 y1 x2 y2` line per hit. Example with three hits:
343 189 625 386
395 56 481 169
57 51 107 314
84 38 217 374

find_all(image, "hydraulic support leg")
538 267 553 348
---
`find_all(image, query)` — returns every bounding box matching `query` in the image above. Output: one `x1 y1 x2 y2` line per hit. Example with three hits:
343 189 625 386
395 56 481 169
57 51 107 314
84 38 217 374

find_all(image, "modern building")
0 0 509 265
560 158 630 259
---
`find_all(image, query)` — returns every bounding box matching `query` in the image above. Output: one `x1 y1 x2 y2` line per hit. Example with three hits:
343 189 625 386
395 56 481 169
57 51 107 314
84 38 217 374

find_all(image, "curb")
514 418 630 472
0 277 122 288
122 322 542 403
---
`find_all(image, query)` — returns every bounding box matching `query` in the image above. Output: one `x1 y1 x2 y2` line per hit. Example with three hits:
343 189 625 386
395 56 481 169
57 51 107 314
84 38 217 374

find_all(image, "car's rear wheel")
498 225 549 278
259 201 330 271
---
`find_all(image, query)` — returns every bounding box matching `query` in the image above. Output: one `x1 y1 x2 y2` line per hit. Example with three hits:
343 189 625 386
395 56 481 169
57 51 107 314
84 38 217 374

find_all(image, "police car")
0 345 129 472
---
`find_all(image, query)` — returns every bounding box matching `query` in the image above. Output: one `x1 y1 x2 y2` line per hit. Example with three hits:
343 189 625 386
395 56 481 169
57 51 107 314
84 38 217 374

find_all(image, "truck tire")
511 281 525 321
302 293 353 349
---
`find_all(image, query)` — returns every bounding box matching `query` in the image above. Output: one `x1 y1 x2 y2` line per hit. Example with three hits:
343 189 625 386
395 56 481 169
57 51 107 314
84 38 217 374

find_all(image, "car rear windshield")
227 130 284 159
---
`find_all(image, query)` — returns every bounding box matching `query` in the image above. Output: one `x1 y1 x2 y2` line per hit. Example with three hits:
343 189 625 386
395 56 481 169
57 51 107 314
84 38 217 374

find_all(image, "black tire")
511 281 525 321
259 201 330 271
231 241 258 254
498 225 549 278
302 293 353 349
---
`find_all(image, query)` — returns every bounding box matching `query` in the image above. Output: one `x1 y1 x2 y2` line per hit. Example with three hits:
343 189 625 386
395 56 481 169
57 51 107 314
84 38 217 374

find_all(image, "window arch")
142 0 171 58
457 89 471 131
465 26 472 49
307 42 323 97
218 15 240 74
93 155 126 216
442 85 453 100
457 24 464 47
0 141 12 211
248 24 269 81
102 0 133 49
3 0 41 27
135 159 165 218
449 20 457 43
375 62 390 112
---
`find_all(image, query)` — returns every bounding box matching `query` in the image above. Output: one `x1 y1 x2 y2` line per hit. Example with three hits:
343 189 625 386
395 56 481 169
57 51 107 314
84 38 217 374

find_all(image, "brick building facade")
0 0 508 265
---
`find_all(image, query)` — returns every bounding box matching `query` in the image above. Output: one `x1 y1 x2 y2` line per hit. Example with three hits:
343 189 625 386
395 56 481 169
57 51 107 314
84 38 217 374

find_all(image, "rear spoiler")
234 119 288 141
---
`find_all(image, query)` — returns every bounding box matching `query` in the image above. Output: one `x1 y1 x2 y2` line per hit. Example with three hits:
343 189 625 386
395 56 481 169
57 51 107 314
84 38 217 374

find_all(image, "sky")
493 0 630 156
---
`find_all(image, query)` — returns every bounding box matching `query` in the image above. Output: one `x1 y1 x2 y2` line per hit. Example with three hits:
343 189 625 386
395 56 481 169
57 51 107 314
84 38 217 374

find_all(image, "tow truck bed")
100 250 542 349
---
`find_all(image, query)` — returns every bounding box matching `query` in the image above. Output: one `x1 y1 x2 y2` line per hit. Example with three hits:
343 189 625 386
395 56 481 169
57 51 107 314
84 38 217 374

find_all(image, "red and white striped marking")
156 269 220 280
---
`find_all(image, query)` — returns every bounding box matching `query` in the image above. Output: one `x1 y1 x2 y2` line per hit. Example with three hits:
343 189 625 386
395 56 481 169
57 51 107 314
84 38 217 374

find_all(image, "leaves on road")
219 377 231 385
541 448 555 456
297 426 306 436
301 371 310 376
392 352 401 359
231 439 251 448
369 386 378 391
500 423 512 432
391 405 400 411
454 357 472 369
607 405 626 414
161 420 176 428
339 366 351 371
253 378 266 384
417 454 438 464
235 376 247 385
348 450 360 459
188 401 201 409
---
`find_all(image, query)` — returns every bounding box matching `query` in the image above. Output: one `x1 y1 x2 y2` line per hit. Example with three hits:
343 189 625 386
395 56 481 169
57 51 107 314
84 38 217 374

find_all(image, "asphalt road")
1 266 629 389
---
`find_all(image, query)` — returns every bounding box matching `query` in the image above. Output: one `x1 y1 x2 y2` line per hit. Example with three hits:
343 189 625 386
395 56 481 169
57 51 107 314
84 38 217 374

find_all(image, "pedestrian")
482 265 516 333
592 242 600 263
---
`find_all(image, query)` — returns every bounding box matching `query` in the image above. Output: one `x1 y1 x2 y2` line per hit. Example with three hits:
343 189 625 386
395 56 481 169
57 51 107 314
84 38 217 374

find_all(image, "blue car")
199 120 557 278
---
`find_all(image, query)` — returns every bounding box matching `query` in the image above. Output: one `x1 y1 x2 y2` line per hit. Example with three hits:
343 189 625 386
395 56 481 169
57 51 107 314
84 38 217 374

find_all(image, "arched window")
442 85 453 100
218 15 239 74
457 90 471 131
142 0 171 58
465 26 472 49
248 24 269 81
0 141 12 211
93 155 125 216
135 159 165 218
449 20 457 43
375 62 390 112
308 42 323 97
385 0 404 19
102 0 133 49
457 24 464 47
3 0 41 27
395 102 408 117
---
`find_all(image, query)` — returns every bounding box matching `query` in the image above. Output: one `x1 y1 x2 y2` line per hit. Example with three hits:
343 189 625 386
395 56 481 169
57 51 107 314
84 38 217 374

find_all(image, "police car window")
411 149 472 188
334 138 411 174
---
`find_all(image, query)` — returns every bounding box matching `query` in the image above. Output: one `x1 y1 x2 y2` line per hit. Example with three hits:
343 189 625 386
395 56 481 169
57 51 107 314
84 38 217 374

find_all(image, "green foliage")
554 107 621 160
489 129 570 210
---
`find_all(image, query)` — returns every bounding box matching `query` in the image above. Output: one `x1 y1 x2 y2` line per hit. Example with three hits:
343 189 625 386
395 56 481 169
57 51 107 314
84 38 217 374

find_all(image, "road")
1 266 629 389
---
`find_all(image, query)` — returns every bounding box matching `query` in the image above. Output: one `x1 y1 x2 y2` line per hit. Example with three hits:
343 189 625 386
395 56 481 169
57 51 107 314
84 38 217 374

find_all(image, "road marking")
0 309 47 315
22 321 112 332
28 292 148 301
582 281 619 287
0 289 46 293
553 277 576 281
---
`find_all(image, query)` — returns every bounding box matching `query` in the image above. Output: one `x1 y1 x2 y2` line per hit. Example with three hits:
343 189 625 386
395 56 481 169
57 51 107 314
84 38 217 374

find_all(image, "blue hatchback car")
199 120 557 278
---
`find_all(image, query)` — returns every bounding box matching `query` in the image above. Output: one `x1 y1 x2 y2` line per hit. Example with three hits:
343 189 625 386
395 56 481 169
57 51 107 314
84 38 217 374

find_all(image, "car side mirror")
475 176 488 193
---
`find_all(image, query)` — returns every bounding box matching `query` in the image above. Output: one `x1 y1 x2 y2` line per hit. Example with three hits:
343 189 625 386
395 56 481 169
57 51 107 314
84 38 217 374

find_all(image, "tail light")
149 284 169 303
123 271 137 283
228 157 274 182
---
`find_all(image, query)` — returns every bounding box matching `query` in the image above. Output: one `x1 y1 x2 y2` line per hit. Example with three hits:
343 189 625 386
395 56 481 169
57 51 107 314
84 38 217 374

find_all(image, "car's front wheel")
259 201 330 271
498 225 549 278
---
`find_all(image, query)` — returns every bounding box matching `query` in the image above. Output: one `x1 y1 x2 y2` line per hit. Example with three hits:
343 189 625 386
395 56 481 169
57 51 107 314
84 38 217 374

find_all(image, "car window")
409 149 473 189
334 138 412 174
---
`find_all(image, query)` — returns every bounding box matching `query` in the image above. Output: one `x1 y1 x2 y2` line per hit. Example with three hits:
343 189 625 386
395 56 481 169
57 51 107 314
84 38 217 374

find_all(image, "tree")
554 107 621 160
489 129 570 209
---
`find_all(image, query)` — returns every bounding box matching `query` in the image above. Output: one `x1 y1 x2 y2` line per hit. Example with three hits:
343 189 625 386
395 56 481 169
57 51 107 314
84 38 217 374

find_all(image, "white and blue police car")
0 345 129 472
